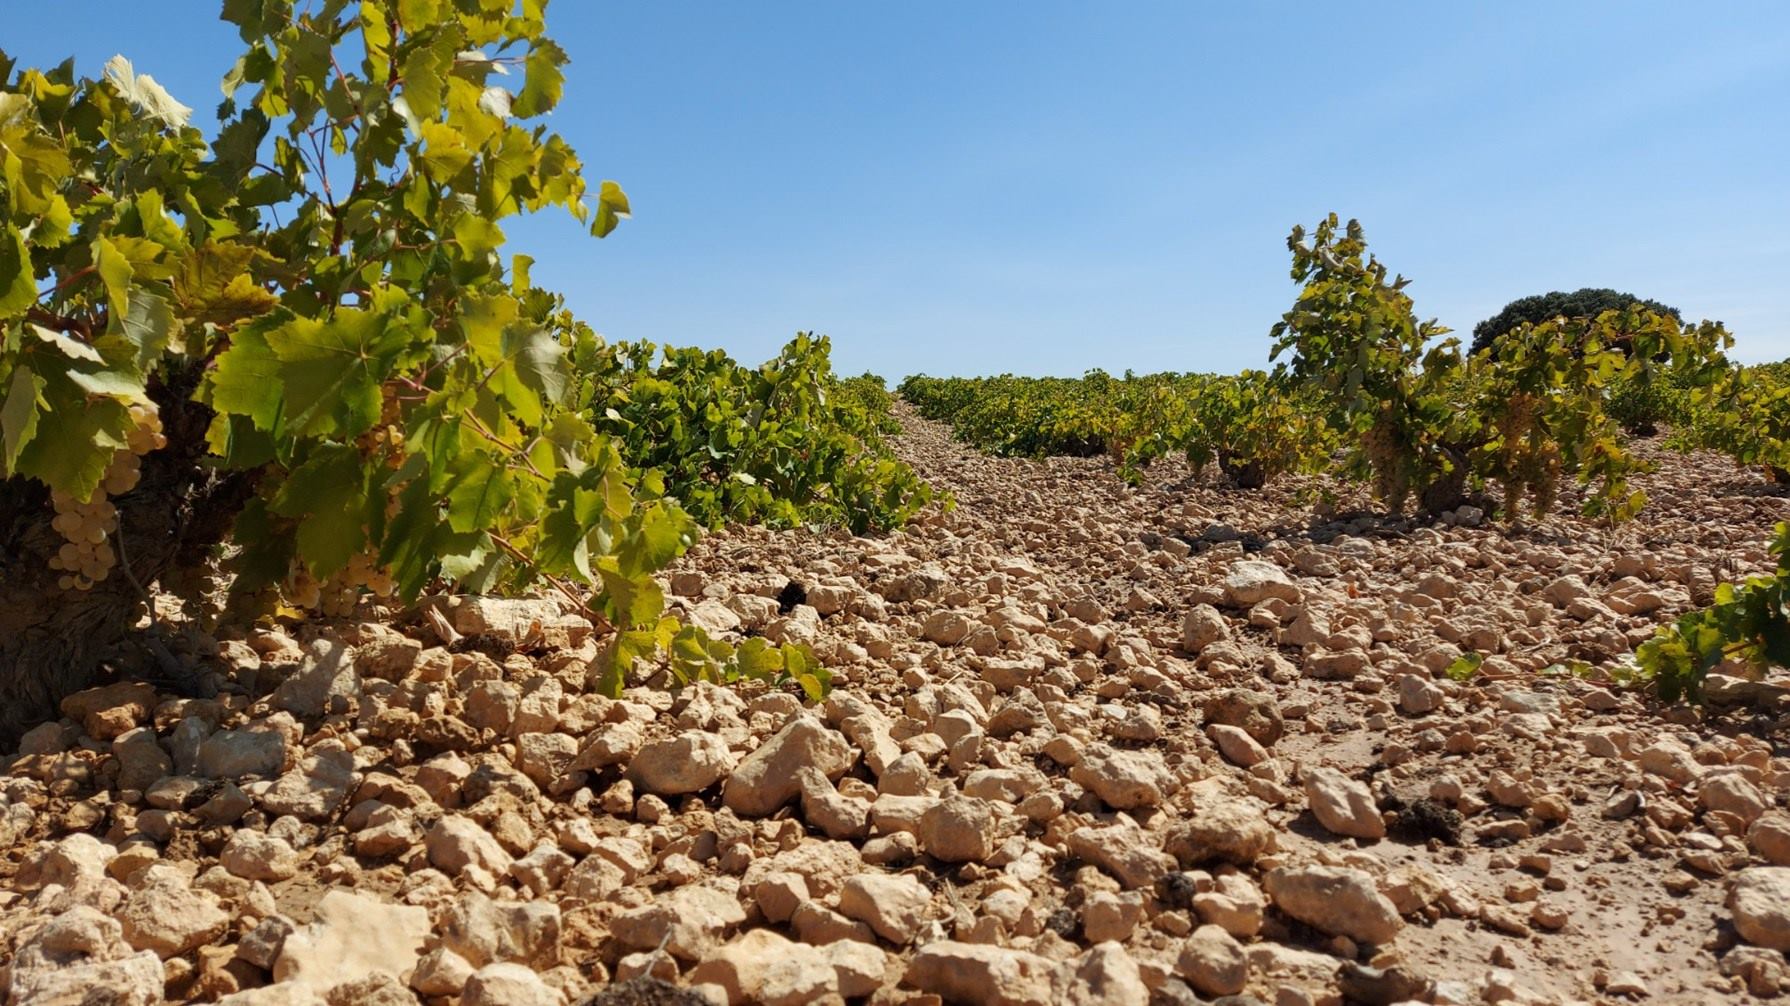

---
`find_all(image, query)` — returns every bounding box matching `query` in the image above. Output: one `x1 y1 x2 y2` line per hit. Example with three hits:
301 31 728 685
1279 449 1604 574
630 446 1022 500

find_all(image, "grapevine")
1632 522 1790 704
1271 214 1731 521
0 0 861 741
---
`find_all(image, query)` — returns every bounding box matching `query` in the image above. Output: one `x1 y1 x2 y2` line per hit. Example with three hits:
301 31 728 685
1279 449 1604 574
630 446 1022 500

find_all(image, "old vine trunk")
0 377 246 749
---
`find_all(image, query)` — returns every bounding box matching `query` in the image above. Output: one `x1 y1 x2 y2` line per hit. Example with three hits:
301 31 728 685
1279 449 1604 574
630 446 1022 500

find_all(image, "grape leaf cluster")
0 1 878 703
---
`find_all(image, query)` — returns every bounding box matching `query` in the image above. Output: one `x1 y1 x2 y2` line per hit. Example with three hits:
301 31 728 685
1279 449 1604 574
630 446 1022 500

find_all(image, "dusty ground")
2 405 1789 1006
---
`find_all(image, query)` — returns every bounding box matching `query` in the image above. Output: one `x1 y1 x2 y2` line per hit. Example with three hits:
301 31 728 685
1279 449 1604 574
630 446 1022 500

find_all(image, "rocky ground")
4 405 1790 1006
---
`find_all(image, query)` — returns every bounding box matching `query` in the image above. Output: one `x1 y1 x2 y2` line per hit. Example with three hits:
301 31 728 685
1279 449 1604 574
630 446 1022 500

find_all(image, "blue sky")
8 3 1788 377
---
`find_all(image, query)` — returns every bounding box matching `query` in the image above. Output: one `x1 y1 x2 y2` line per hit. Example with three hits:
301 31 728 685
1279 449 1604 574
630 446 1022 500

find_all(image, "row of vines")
0 1 930 743
903 215 1790 704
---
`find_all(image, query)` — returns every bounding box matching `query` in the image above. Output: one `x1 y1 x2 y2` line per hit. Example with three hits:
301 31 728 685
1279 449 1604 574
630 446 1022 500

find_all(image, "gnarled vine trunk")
0 374 249 750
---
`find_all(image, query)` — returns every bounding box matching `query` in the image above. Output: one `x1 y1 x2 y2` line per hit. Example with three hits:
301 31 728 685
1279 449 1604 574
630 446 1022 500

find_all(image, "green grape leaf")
13 365 128 501
512 38 565 118
536 471 603 579
64 363 147 402
597 558 663 629
90 236 135 323
451 213 505 264
105 289 176 375
733 637 784 680
268 308 408 437
437 530 492 581
0 364 45 471
226 496 296 594
380 477 445 599
0 123 72 215
1443 652 1484 682
417 120 473 182
173 242 277 327
0 222 37 318
592 180 630 238
399 23 462 121
271 443 370 577
458 291 517 365
623 502 690 576
782 644 831 701
493 325 565 428
445 454 514 533
208 311 289 432
204 412 278 470
25 323 103 364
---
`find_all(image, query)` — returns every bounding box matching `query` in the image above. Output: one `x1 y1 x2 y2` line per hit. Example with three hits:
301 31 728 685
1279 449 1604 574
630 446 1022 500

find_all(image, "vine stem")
485 531 613 634
112 516 158 630
113 517 185 682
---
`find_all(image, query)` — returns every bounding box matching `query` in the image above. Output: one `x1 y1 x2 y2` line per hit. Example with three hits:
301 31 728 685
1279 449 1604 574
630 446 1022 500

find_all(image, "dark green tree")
1471 289 1681 357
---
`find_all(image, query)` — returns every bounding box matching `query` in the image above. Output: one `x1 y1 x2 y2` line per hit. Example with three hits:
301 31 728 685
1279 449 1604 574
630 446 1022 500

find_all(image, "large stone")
625 731 735 796
273 890 432 989
6 906 165 1005
199 723 291 779
1264 866 1403 945
112 727 173 793
1180 605 1230 653
1397 674 1444 715
922 610 975 646
1750 813 1790 866
438 890 562 969
1070 745 1172 809
514 731 578 788
1702 773 1769 824
6 950 165 1005
426 815 514 876
570 722 645 772
724 716 857 816
1068 821 1177 889
1222 561 1302 606
455 596 587 648
411 947 476 997
60 681 158 740
1304 766 1386 840
838 872 931 944
687 598 743 636
20 834 119 911
1059 943 1149 1006
1202 689 1283 746
118 864 230 958
460 963 563 1006
611 885 746 960
221 831 301 882
689 929 845 1006
271 637 361 718
1177 924 1248 997
1193 876 1266 940
11 906 125 971
905 942 1059 1006
1166 796 1275 866
1732 868 1790 952
260 745 356 821
322 973 415 1006
918 796 997 863
1208 725 1268 767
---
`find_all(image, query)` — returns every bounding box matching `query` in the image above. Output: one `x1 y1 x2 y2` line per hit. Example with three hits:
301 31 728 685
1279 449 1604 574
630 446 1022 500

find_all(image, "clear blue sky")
8 3 1788 377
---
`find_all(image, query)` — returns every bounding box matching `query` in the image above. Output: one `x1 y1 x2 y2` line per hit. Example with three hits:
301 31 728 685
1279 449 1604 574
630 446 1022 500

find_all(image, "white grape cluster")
284 551 397 617
1493 393 1562 516
48 403 165 591
1362 415 1412 513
